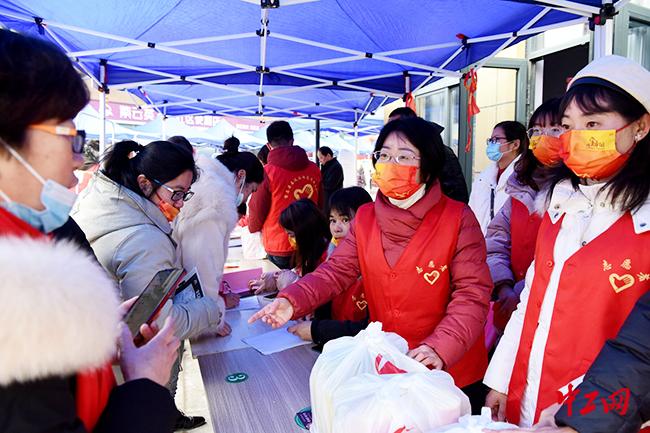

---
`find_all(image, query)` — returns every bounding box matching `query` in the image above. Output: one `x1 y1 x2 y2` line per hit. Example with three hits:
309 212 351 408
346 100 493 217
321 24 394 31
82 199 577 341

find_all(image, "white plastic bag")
310 322 429 433
332 371 471 433
426 407 519 432
241 227 266 260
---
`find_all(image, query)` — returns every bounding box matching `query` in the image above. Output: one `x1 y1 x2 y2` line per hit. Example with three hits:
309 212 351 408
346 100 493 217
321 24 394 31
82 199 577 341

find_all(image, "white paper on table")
228 296 260 312
242 323 311 355
190 309 268 357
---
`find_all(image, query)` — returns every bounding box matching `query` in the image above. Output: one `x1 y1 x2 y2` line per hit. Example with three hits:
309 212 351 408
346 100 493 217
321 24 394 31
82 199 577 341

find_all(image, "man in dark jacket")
317 146 344 210
249 121 322 269
388 107 469 203
496 291 650 433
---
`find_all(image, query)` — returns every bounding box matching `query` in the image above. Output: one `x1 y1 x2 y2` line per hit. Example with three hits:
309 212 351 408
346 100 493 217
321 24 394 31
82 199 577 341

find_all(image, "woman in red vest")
486 98 563 339
250 116 493 411
485 55 650 427
0 30 179 433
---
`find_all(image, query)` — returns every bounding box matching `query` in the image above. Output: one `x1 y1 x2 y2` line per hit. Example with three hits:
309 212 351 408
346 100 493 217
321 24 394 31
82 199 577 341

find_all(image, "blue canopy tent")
0 0 625 154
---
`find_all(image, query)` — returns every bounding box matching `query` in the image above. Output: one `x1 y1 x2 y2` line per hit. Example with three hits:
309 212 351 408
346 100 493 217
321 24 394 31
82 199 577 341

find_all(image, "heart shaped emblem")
608 273 635 293
293 184 314 200
424 270 440 285
355 300 368 310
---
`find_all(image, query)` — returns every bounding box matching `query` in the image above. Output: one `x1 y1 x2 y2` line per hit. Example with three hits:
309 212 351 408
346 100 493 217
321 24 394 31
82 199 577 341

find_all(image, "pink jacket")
280 183 492 367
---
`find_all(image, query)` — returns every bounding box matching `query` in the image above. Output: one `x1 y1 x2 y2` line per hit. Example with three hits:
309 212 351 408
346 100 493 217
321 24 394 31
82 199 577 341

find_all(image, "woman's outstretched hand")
248 298 294 328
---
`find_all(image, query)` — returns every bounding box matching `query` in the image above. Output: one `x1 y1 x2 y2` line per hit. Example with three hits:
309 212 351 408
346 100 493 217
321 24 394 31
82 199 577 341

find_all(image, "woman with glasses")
250 117 493 412
485 99 564 343
0 30 180 433
469 121 528 235
72 139 210 430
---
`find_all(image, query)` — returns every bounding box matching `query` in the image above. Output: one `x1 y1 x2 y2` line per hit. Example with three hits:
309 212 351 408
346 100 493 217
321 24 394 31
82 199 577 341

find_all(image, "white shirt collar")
547 179 650 234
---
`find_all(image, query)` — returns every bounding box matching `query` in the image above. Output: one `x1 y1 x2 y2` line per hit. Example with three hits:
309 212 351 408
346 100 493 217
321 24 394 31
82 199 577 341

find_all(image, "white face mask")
0 141 77 233
235 173 246 206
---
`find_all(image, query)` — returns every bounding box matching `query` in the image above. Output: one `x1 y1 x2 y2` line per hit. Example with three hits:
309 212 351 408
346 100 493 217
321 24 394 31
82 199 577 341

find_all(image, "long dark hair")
514 98 562 191
551 83 650 212
102 140 198 198
280 199 330 275
373 117 446 189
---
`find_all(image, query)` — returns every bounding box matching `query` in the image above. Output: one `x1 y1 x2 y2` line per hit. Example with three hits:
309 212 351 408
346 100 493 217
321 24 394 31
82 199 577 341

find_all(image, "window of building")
416 85 460 154
628 19 650 69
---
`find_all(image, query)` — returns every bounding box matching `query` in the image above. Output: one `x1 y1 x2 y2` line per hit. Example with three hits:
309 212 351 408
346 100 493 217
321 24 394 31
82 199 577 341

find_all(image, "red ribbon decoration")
463 68 480 152
404 92 416 111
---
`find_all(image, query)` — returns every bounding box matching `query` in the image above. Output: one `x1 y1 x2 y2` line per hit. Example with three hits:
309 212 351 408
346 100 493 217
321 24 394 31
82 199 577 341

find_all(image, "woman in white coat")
469 121 527 235
172 150 264 335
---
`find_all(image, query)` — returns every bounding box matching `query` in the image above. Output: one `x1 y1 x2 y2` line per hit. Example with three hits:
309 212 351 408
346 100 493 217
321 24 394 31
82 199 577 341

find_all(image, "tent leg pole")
315 119 321 166
99 60 107 155
354 124 359 184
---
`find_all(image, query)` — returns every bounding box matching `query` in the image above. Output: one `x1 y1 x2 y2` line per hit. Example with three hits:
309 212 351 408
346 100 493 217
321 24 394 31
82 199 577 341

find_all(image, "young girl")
288 186 372 343
249 198 330 294
485 55 650 427
486 99 563 336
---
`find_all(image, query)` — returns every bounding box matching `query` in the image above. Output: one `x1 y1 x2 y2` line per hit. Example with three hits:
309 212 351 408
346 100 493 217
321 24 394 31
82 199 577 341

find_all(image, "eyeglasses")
152 179 194 202
30 124 86 154
527 126 566 138
372 150 421 165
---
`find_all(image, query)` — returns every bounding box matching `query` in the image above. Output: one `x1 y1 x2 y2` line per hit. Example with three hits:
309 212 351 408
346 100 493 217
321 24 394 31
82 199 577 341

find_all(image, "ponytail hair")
102 140 198 197
216 151 264 184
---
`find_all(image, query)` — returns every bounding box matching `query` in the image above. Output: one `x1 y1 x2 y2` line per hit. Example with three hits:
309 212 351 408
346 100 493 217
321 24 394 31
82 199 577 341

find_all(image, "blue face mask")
0 143 77 233
486 139 512 162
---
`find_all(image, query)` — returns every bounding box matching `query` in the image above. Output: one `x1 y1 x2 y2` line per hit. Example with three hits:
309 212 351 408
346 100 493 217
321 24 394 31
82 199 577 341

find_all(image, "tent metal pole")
111 68 251 90
593 0 614 59
476 7 552 69
414 45 465 92
272 55 365 72
531 0 600 14
271 32 363 55
377 41 461 56
99 60 107 156
68 33 257 57
264 83 332 97
340 72 410 85
277 70 332 84
516 17 587 35
41 26 102 88
336 83 402 98
258 9 270 115
315 119 321 166
353 113 359 178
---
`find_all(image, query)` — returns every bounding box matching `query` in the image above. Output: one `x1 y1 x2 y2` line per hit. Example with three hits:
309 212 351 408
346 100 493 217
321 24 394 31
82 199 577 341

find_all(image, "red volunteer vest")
510 198 543 282
0 208 116 431
355 197 488 388
262 161 321 255
331 279 367 321
494 199 543 331
506 212 650 425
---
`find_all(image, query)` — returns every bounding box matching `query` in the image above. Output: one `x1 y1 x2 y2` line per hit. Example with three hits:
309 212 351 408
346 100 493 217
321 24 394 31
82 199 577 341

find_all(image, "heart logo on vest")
424 270 440 285
608 273 635 293
355 299 368 310
293 184 314 200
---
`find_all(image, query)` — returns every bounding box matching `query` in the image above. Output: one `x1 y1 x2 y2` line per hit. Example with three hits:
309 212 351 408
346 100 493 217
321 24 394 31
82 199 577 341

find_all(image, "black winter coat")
555 291 650 433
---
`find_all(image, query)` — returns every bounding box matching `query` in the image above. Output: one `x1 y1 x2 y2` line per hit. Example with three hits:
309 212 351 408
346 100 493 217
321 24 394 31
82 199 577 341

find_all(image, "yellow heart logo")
608 273 635 293
424 270 440 285
355 300 368 310
293 184 314 200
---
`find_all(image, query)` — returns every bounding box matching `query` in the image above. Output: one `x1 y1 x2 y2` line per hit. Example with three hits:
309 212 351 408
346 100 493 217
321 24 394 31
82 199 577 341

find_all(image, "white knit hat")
568 55 650 114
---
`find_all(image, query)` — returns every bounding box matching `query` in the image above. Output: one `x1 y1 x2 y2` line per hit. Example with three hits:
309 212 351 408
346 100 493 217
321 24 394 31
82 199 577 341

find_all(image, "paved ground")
175 345 214 433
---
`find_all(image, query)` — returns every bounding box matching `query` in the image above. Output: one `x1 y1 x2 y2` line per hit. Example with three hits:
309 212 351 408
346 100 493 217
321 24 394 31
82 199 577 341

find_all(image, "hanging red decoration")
463 68 480 152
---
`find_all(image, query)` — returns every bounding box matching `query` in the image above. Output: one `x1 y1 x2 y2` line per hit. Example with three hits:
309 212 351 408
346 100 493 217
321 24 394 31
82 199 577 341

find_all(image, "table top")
195 248 317 433
198 346 317 433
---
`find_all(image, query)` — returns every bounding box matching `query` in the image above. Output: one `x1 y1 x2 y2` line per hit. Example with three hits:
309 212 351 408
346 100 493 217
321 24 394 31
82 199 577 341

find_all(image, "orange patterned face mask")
371 162 421 199
156 192 180 222
559 126 634 180
530 135 562 166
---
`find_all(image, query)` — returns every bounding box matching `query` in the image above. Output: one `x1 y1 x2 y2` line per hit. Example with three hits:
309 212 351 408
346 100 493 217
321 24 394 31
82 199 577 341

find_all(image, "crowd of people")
1 26 649 433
